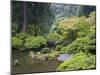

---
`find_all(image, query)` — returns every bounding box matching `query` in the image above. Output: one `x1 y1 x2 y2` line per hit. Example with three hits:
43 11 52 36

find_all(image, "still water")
57 54 71 61
12 51 71 74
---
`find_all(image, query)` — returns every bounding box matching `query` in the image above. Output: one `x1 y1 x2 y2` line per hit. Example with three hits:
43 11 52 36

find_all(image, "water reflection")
57 54 71 61
12 52 62 74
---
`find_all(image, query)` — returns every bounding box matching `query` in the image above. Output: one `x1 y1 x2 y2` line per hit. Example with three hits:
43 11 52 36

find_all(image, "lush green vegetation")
57 52 96 71
24 36 47 49
56 11 96 71
12 1 96 73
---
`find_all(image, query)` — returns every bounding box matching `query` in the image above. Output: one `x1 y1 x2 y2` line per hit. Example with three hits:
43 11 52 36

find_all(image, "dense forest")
12 1 96 74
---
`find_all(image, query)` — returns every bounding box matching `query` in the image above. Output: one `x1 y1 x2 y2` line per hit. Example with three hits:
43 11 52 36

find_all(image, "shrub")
87 11 96 26
16 32 30 40
57 52 96 71
55 45 63 51
60 36 96 54
65 37 90 54
24 36 47 49
88 39 96 45
87 30 96 54
86 39 96 54
87 30 96 39
60 46 68 53
77 32 86 38
41 47 51 54
61 32 69 40
58 17 79 30
12 37 23 50
67 29 78 41
57 16 92 39
75 17 91 38
47 32 61 41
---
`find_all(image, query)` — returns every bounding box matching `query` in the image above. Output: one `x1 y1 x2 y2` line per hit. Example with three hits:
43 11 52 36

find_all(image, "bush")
47 32 61 41
24 36 47 49
87 31 96 54
65 37 90 54
87 30 96 39
87 11 96 26
60 46 68 53
58 17 79 30
88 39 96 45
75 17 91 38
55 45 63 51
41 47 51 54
67 29 78 41
57 16 92 39
16 32 30 40
59 36 96 54
86 39 96 54
57 52 96 71
12 37 23 50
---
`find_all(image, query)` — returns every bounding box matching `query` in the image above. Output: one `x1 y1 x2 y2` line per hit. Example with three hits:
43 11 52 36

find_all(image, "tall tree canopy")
12 1 54 36
12 1 95 35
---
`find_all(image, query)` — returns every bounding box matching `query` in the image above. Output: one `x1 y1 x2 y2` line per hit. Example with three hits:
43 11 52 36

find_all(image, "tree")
22 2 27 32
12 1 54 35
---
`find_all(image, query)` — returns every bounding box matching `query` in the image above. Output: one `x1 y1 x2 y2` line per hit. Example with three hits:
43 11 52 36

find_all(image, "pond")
12 51 62 74
57 54 71 61
12 51 71 74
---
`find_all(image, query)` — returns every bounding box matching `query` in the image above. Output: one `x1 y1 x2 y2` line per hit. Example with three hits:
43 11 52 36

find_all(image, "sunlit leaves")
57 52 96 71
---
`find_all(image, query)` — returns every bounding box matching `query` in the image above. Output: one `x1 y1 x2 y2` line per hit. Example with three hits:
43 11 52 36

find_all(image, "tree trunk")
22 2 27 32
34 3 38 36
76 5 84 16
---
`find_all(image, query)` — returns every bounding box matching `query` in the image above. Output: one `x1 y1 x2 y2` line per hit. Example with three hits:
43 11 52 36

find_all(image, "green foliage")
87 29 96 39
41 47 51 54
12 37 23 50
55 45 63 51
24 36 47 49
12 23 19 34
88 11 96 26
16 32 30 40
63 37 90 54
58 17 79 30
87 30 96 54
88 39 96 45
55 17 90 41
66 29 77 41
57 52 96 71
89 11 96 18
60 46 68 53
27 24 35 35
59 35 96 54
77 32 86 38
86 39 96 54
47 32 61 41
75 17 91 38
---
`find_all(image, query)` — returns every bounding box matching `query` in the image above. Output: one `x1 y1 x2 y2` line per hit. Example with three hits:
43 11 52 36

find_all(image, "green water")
11 51 62 74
